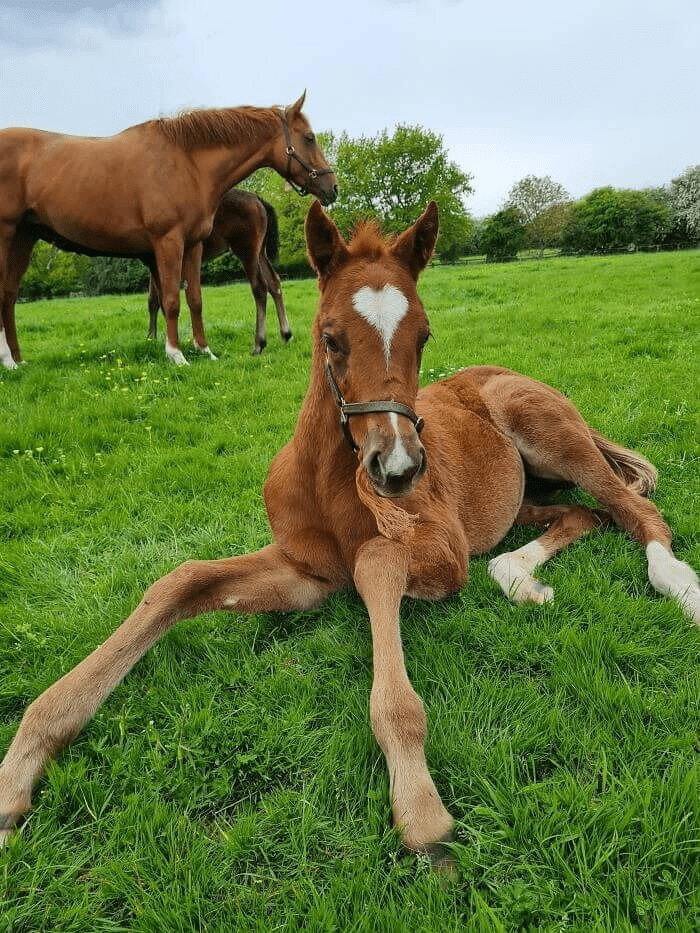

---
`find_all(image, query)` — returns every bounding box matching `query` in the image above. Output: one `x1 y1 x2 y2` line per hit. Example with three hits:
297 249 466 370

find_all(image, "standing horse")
147 189 292 356
0 92 336 367
0 203 697 864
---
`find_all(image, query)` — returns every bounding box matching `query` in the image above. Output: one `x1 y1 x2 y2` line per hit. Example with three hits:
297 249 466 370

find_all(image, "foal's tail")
260 198 280 263
590 429 658 497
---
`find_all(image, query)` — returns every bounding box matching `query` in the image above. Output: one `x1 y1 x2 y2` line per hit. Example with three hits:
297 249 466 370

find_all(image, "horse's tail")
590 429 658 497
260 198 280 263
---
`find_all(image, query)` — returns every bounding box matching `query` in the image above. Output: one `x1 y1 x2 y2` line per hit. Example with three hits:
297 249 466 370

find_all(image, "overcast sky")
1 0 697 217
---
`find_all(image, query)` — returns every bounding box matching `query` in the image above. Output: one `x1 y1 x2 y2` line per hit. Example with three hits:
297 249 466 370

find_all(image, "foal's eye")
305 133 315 144
323 334 340 354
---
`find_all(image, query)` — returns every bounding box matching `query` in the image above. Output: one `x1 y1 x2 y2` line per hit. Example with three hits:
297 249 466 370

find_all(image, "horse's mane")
154 105 282 151
347 220 391 263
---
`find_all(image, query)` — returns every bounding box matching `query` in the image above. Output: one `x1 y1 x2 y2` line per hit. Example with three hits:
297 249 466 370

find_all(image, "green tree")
328 125 474 261
504 175 570 254
560 187 670 254
480 207 526 262
667 164 700 243
21 241 91 300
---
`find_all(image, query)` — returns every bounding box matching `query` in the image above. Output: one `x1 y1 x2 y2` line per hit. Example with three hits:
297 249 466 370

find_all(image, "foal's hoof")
416 834 457 877
0 813 22 846
282 330 293 345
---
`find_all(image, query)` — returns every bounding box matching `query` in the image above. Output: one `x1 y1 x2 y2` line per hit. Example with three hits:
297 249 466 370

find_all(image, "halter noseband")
279 113 335 197
324 359 425 453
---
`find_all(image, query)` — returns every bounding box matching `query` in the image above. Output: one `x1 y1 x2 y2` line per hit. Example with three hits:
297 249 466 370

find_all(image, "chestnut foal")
1 203 698 861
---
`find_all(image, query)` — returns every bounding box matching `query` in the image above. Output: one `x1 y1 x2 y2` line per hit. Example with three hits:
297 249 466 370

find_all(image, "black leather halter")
324 359 425 453
279 114 335 197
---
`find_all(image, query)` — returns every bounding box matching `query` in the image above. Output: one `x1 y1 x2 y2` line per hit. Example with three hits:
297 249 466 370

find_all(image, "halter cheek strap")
279 114 335 197
324 359 425 453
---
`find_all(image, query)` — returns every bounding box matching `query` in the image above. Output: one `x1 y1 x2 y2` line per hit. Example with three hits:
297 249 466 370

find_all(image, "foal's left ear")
391 201 439 280
286 90 307 118
305 201 350 286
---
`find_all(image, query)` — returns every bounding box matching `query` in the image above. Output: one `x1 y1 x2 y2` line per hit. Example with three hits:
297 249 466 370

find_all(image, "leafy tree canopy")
480 207 526 262
560 187 670 254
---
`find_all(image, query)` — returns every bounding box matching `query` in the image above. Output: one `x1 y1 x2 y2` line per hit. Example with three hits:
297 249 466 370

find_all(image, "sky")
0 0 697 217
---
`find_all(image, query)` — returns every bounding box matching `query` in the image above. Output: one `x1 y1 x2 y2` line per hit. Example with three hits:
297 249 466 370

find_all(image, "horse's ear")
286 91 307 119
305 201 349 285
391 201 439 280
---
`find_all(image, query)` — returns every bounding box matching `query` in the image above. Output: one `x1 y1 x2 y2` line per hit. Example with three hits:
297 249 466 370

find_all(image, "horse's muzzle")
363 427 427 499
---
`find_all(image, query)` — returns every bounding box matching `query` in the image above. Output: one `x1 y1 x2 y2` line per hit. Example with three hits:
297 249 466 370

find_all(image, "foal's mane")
154 106 282 151
347 220 392 263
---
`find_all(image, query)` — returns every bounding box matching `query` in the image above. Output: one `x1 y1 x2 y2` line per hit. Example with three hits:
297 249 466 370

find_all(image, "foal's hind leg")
477 370 700 621
489 504 610 604
260 252 292 345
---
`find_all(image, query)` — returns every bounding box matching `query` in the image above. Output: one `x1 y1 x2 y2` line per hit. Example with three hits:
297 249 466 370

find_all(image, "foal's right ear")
305 201 350 285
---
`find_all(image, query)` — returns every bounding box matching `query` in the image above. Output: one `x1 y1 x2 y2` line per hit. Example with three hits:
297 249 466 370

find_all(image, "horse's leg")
182 243 216 360
480 373 700 621
354 536 454 861
0 230 36 367
489 504 611 604
0 544 334 844
260 252 292 345
147 273 160 339
152 235 188 364
237 246 268 356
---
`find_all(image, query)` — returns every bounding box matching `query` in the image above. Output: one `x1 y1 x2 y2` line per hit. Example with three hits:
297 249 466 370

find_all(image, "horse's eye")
305 133 315 144
323 334 340 354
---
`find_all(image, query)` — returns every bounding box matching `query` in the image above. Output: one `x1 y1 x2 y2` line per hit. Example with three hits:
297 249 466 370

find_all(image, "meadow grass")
0 250 698 931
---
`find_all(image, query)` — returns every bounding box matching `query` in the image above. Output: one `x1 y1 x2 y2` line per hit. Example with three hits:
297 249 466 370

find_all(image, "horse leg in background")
182 243 216 360
489 503 611 604
0 230 36 368
0 544 334 844
354 536 454 863
153 235 187 365
479 372 700 622
147 273 160 339
260 251 292 345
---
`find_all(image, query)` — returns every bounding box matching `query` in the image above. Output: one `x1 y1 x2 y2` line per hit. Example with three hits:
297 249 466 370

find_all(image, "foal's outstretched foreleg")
354 536 454 863
0 545 332 844
489 504 610 604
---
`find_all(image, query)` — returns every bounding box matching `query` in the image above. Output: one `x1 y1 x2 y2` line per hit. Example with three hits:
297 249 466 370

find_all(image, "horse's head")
280 93 338 206
305 200 439 499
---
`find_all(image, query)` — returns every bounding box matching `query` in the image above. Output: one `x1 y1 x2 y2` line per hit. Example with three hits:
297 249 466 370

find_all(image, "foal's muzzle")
363 427 427 498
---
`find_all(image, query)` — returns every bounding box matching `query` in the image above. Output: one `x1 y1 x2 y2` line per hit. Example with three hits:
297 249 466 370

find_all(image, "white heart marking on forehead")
352 285 409 364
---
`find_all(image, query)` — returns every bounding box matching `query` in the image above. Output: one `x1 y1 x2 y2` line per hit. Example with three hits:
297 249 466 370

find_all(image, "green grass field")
1 250 699 931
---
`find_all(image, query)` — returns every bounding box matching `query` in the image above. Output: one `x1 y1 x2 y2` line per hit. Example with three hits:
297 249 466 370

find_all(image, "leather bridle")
324 358 425 453
279 114 335 197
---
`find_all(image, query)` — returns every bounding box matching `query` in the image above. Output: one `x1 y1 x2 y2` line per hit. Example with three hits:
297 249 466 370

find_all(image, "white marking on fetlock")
646 541 700 623
165 341 189 365
488 540 554 604
194 344 218 361
352 285 408 365
0 331 18 369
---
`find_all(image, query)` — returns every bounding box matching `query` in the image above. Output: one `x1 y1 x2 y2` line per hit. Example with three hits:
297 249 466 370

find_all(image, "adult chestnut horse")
0 203 697 864
147 189 291 356
0 92 336 367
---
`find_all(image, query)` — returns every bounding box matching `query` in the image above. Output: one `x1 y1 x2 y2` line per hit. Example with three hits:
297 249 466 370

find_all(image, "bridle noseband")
279 114 335 197
324 359 425 453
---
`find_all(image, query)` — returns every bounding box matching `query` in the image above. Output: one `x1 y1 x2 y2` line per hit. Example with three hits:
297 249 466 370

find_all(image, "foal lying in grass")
1 202 697 866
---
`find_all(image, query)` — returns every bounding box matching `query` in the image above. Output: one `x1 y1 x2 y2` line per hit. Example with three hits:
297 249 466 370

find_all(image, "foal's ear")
305 201 350 285
391 201 439 280
286 90 307 118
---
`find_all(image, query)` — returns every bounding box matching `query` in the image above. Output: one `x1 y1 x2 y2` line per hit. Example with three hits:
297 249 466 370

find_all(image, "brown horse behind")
147 189 291 356
0 203 697 865
0 92 336 367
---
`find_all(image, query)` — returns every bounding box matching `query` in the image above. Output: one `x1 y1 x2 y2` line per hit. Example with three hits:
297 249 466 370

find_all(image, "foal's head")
305 201 439 498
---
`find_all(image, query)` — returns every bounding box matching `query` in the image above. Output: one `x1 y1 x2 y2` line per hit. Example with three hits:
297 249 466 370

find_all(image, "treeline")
476 166 700 262
20 132 699 298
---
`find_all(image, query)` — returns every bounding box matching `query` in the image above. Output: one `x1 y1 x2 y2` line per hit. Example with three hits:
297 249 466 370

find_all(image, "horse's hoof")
282 331 293 344
0 813 22 846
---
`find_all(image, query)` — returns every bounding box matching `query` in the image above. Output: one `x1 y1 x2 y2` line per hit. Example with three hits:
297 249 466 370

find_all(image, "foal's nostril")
367 451 383 483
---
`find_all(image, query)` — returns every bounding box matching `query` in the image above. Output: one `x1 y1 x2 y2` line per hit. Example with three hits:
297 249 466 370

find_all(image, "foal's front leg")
354 536 454 859
0 544 332 844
